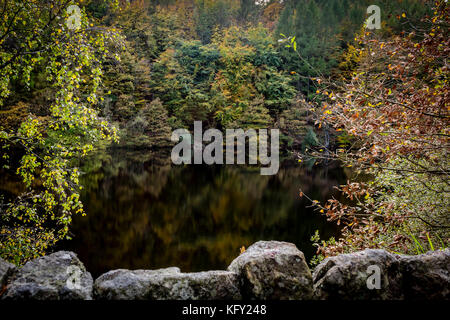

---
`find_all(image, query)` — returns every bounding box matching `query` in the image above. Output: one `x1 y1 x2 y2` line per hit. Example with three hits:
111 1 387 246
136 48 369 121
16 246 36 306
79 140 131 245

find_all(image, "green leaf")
426 233 434 251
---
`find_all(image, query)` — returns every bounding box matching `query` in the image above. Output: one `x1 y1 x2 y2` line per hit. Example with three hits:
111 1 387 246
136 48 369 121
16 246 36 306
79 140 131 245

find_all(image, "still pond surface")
61 148 350 277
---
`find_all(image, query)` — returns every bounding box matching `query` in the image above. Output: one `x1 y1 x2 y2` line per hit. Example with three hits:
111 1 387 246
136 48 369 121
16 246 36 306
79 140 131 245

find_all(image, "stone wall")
1 241 448 300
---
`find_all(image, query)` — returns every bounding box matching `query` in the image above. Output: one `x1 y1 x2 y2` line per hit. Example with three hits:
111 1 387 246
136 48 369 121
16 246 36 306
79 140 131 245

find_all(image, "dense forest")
0 0 448 267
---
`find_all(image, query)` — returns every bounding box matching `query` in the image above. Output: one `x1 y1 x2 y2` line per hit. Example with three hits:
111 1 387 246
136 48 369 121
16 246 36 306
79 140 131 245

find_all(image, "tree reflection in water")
61 148 351 277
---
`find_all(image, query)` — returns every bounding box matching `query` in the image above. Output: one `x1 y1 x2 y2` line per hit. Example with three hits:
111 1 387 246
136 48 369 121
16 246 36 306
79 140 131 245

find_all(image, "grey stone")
2 251 93 300
227 241 313 300
0 256 16 291
400 249 450 299
94 267 241 300
313 249 403 300
313 248 450 300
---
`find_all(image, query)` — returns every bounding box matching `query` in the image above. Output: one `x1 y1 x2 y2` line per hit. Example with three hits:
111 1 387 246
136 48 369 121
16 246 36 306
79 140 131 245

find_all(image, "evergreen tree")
125 98 172 148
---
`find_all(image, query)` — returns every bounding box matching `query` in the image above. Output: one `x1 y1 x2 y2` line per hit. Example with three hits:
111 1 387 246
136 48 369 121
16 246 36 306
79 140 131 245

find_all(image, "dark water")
62 148 350 278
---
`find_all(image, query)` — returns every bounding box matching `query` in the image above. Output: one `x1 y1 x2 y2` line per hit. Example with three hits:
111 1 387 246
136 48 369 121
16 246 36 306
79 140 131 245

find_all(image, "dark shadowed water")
61 148 350 278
